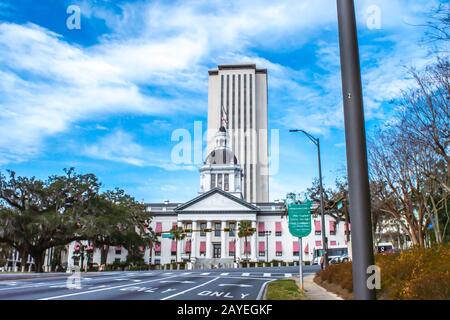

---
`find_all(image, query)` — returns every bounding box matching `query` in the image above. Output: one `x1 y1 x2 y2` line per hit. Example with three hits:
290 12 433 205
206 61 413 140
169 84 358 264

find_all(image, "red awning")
330 241 337 246
276 241 282 253
314 221 321 232
259 241 265 252
258 222 265 233
304 243 309 253
229 241 235 252
329 220 336 232
154 243 161 252
315 240 322 247
244 241 251 254
275 222 282 233
171 241 177 252
185 240 191 253
115 245 122 250
200 241 206 253
155 222 162 233
293 241 299 252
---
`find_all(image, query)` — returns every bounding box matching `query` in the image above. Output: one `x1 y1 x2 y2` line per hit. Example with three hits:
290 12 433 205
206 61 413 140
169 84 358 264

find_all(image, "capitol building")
65 64 348 269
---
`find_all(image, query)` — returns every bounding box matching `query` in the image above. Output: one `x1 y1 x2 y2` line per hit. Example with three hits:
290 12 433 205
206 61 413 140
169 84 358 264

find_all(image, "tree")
83 188 152 268
238 220 255 261
0 168 100 272
0 169 152 272
170 226 186 263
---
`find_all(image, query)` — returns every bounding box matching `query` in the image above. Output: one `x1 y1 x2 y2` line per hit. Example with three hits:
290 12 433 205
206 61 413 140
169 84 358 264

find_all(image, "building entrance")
213 244 221 258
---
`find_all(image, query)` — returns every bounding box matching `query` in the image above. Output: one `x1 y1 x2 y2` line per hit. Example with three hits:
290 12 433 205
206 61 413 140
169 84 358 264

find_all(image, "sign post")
298 237 303 290
288 201 312 291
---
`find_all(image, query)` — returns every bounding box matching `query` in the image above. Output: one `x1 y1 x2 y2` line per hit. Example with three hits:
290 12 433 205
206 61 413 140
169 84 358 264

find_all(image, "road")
0 266 319 300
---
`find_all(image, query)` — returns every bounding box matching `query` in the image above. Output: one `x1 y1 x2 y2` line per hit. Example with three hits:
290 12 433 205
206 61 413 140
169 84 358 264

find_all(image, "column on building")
177 221 183 261
206 221 212 258
191 220 198 260
251 220 257 261
221 220 227 258
235 221 241 261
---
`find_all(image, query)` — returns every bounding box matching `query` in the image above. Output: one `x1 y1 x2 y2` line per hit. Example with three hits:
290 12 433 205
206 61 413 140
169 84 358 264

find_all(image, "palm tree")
238 220 256 261
147 228 160 269
171 226 186 263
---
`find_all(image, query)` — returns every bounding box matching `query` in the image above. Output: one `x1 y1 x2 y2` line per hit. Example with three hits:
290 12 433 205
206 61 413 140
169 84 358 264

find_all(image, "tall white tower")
207 64 269 202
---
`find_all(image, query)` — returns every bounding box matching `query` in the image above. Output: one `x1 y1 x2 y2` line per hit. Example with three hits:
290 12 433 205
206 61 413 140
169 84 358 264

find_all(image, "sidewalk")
302 274 343 300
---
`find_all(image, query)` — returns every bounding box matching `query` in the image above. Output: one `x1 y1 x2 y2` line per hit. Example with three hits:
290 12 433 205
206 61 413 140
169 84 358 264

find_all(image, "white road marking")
220 273 229 276
162 273 173 275
38 275 179 300
132 279 142 282
263 273 271 277
143 272 153 275
200 272 210 275
161 277 220 300
182 272 192 275
257 280 273 300
218 284 253 288
242 273 250 277
284 273 293 278
114 278 128 281
160 280 195 284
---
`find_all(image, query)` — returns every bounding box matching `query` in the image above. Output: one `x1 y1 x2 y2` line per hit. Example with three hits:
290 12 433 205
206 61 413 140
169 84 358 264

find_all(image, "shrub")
317 245 450 299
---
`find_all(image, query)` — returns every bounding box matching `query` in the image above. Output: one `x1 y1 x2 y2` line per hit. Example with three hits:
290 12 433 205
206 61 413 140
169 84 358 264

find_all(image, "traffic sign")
288 201 312 238
162 233 174 239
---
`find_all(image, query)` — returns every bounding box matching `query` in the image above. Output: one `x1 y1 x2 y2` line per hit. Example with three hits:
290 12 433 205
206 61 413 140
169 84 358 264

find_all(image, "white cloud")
0 0 436 165
82 129 197 171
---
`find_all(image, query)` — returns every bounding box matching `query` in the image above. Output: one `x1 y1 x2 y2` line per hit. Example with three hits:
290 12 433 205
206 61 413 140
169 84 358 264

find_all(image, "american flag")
221 104 228 126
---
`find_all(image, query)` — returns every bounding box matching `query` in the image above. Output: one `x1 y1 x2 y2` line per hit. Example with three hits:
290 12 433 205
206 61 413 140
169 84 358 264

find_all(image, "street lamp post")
336 0 375 300
264 231 272 263
289 129 328 268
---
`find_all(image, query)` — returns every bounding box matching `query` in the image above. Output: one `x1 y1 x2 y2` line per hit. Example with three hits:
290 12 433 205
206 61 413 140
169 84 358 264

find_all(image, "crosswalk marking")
200 272 210 275
163 272 173 275
284 273 293 278
242 273 250 277
182 272 192 275
220 272 229 276
263 273 271 277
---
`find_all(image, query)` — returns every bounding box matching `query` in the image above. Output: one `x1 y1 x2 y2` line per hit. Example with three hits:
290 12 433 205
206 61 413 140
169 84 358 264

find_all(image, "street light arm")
289 129 318 145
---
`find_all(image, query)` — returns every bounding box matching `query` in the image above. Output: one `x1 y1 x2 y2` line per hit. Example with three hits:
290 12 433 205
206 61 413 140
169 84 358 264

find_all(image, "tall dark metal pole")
317 139 328 268
336 0 375 300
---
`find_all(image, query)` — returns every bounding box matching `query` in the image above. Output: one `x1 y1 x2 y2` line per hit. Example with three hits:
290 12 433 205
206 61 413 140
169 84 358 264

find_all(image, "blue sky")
0 0 437 202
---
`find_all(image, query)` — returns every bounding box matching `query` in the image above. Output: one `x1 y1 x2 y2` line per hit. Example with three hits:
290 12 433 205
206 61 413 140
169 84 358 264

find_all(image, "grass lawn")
265 279 307 300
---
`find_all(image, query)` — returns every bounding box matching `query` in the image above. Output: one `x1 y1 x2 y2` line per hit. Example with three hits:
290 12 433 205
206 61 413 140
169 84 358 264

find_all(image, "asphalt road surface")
0 266 319 300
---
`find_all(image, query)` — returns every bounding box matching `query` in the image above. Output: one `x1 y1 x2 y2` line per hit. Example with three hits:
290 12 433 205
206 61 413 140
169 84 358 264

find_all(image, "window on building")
259 251 265 257
238 74 241 129
229 222 236 237
293 251 299 257
154 259 160 265
155 251 161 257
276 251 282 257
200 222 207 236
114 258 121 263
115 249 121 255
226 75 229 129
232 75 235 129
218 174 223 189
211 174 216 188
214 222 221 237
224 174 229 191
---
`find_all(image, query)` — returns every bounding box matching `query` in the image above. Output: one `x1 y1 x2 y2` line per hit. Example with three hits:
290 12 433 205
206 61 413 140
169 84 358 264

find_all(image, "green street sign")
162 233 174 239
288 201 312 238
